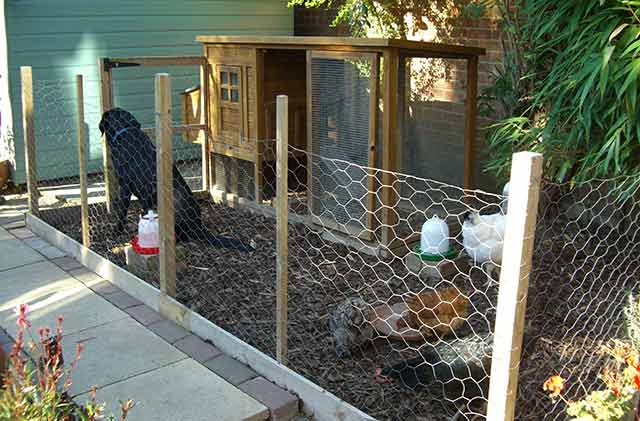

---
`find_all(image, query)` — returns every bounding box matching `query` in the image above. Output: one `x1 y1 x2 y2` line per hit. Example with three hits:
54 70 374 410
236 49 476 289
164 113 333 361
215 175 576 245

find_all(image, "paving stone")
8 228 35 239
125 305 164 326
37 245 67 259
148 319 190 344
50 256 83 271
0 227 11 241
0 330 13 345
204 354 258 386
102 290 142 310
68 268 108 286
0 217 25 229
77 358 269 421
23 237 49 250
0 239 45 271
174 335 221 363
240 377 299 421
88 280 121 296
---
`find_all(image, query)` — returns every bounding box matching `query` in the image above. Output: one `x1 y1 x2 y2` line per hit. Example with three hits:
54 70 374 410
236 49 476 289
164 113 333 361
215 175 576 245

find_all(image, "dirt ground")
41 198 500 420
38 186 638 421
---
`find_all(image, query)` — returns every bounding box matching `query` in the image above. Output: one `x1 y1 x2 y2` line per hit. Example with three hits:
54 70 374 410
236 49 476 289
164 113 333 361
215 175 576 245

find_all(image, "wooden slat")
211 142 255 162
76 74 90 247
381 48 399 246
108 56 205 67
487 152 543 421
464 56 479 190
20 66 38 216
276 95 289 365
366 54 380 239
255 48 265 203
98 58 116 212
201 62 211 192
141 124 206 136
195 36 486 58
310 50 381 60
155 73 177 298
305 50 314 218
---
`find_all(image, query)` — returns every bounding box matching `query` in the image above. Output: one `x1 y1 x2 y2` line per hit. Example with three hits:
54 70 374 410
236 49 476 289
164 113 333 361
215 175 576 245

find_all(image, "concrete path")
0 221 301 421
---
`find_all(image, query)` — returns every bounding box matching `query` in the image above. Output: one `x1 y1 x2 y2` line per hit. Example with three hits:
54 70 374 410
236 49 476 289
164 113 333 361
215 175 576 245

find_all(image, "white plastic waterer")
420 215 450 256
138 210 159 249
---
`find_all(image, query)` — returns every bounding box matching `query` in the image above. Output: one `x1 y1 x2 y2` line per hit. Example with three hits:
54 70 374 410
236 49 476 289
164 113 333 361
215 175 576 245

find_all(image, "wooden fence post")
200 62 211 192
486 151 543 421
276 94 289 365
76 74 90 247
98 58 117 212
155 73 176 298
20 66 38 216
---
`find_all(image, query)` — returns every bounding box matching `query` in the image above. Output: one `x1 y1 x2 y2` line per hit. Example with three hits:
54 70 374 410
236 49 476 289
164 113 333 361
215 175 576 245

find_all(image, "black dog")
99 108 253 252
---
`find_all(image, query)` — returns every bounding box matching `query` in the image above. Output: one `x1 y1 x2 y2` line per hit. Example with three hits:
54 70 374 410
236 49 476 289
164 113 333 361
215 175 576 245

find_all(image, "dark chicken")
375 333 493 408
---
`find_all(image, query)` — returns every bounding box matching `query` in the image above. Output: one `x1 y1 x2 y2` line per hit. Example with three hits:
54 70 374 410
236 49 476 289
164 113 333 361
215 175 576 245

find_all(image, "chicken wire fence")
21 76 640 421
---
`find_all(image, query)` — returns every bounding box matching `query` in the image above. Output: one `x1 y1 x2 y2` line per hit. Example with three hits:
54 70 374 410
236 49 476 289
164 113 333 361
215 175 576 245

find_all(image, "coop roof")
195 36 485 59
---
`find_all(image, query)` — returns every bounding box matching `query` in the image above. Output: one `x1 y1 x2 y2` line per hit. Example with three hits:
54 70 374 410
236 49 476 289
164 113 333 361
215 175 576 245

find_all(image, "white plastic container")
420 216 450 255
138 210 159 249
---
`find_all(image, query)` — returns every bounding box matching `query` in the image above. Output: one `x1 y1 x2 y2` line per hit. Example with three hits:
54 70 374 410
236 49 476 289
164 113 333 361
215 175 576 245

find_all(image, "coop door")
308 51 378 240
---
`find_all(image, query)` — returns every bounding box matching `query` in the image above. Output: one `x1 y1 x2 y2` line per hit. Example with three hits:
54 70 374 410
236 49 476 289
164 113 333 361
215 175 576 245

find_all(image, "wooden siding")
4 0 292 184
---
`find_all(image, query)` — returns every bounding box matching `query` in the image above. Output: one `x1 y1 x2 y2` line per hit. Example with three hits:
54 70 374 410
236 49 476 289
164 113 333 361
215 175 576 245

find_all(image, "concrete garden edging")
26 213 375 421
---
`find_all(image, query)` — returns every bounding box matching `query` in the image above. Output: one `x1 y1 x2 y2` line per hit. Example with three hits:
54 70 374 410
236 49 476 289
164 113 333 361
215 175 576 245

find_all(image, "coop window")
219 67 240 104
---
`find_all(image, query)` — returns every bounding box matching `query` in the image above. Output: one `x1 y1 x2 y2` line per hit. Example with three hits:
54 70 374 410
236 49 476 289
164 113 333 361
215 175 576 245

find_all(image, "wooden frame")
196 36 485 247
381 48 399 246
306 49 379 241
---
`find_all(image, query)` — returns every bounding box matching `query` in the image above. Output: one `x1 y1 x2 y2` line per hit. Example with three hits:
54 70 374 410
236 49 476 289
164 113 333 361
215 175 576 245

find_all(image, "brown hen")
401 287 469 338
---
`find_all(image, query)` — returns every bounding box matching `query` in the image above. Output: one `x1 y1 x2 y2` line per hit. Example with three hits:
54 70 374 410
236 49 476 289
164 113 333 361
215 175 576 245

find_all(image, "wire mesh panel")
398 56 467 187
284 144 505 420
516 179 640 420
310 54 374 236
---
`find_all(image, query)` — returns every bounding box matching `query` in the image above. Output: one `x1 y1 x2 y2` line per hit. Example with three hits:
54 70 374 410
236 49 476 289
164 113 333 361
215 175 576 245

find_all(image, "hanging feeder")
414 216 456 261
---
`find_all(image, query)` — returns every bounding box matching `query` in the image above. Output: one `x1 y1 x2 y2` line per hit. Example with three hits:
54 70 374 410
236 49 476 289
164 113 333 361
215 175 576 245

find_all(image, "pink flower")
15 303 31 328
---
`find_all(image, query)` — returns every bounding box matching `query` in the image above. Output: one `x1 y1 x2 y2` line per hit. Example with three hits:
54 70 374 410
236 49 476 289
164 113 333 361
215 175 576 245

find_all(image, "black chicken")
375 333 493 408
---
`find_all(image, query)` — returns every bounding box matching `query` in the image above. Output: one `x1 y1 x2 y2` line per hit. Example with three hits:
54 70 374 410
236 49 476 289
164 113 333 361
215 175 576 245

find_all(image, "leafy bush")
0 304 134 420
484 0 640 192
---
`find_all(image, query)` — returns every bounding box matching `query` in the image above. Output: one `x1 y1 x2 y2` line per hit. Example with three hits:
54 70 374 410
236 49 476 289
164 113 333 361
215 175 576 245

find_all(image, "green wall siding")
5 0 292 183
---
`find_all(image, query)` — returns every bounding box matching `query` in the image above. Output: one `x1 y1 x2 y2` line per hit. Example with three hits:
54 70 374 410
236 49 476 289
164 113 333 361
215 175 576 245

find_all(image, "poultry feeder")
125 210 161 280
405 216 459 282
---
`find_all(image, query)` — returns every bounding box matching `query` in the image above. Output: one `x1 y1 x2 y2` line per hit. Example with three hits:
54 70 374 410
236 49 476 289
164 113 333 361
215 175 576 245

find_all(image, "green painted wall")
4 0 292 184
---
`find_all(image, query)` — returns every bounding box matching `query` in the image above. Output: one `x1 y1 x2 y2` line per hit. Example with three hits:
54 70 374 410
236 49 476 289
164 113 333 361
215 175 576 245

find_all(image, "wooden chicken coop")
190 36 485 248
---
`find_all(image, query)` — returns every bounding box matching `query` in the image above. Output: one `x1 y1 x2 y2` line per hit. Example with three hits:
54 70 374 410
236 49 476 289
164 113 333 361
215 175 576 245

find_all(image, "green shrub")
484 0 640 193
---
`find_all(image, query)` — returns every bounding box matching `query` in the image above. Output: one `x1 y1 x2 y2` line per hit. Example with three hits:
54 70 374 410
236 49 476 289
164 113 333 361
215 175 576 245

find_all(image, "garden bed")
37 188 637 420
40 198 498 420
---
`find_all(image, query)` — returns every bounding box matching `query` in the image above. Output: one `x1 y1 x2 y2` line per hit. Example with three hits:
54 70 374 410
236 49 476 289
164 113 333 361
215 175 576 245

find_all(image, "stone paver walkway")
0 219 301 421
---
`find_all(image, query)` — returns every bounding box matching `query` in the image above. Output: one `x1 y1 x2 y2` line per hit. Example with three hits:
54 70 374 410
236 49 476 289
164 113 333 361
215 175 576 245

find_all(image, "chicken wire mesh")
516 178 640 420
23 76 640 421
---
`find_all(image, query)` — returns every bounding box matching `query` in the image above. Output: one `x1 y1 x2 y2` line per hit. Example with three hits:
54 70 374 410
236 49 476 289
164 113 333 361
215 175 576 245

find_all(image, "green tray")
412 245 458 262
